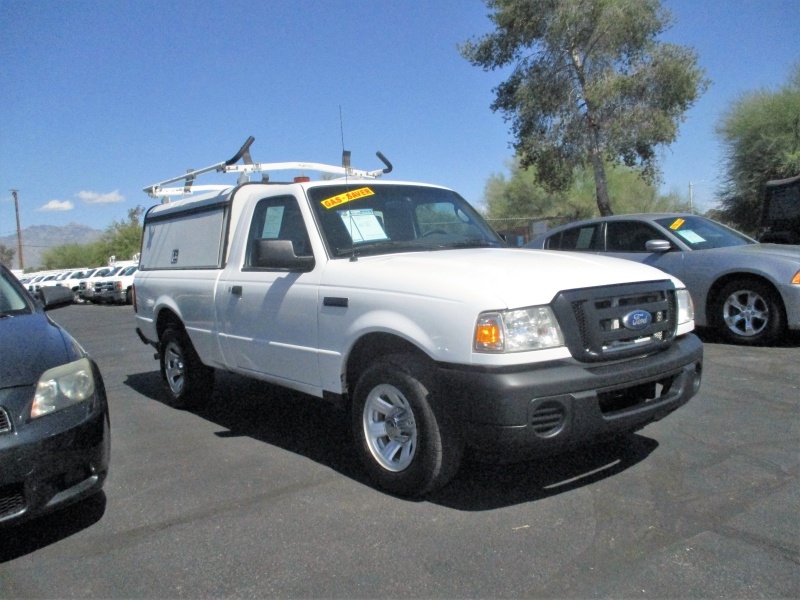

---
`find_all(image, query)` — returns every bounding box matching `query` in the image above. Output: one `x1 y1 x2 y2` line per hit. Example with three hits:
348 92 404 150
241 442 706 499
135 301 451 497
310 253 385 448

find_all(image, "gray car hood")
744 243 800 260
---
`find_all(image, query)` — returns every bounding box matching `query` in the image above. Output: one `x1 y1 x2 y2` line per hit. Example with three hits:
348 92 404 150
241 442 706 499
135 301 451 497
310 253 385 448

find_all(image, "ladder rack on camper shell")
143 136 393 200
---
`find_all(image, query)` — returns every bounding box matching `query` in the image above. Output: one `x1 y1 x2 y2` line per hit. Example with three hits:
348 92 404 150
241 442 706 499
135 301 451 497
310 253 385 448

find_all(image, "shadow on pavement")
125 370 659 510
695 326 800 347
0 492 106 563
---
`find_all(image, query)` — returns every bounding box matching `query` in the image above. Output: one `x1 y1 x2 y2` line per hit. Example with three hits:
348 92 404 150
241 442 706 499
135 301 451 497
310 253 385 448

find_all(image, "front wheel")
351 354 463 497
713 279 784 345
159 325 215 409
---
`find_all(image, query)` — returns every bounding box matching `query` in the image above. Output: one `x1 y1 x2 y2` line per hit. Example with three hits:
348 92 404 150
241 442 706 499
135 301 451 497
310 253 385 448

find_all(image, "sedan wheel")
715 279 784 345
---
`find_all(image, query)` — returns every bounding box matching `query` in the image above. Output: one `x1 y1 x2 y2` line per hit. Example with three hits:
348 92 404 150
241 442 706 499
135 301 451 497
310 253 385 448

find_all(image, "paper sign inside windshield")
675 230 706 244
340 209 388 243
321 187 374 209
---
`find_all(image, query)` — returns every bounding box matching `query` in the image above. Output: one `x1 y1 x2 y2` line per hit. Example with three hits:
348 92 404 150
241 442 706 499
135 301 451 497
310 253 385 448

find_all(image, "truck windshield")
307 184 504 257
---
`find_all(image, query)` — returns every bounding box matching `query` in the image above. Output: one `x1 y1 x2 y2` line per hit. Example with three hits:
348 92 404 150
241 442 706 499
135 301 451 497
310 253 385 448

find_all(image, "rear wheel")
159 325 215 409
351 353 463 497
713 279 784 345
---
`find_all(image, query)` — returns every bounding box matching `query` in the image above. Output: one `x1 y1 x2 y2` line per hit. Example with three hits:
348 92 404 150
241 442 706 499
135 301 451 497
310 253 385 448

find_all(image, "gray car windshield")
654 216 755 250
307 184 504 257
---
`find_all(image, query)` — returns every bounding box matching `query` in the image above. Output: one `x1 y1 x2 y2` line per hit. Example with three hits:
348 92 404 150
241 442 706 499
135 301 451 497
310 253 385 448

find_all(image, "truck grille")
552 281 677 363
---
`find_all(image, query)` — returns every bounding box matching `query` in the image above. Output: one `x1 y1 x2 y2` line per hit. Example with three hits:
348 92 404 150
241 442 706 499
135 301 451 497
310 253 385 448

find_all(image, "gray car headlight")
676 288 694 325
31 357 96 419
475 306 564 353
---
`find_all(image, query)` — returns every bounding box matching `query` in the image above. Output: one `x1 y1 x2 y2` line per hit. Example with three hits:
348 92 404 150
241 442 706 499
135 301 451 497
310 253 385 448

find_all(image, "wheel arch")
706 272 785 318
344 332 433 402
155 306 185 341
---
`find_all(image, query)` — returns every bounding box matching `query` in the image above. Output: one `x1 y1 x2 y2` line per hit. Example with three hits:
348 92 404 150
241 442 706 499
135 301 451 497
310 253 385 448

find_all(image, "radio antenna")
339 105 357 260
339 105 346 154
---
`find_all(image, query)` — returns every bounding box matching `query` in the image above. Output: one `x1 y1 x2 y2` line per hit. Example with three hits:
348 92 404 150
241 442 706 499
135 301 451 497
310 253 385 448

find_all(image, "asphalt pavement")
0 304 797 598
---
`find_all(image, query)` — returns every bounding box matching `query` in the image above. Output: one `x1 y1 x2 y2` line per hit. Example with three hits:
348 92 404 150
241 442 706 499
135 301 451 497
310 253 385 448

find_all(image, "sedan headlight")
475 306 564 353
31 357 95 419
676 288 694 325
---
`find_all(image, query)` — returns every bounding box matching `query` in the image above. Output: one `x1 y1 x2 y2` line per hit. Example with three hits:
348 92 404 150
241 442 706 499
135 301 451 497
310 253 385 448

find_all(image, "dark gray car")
527 214 800 344
0 264 110 526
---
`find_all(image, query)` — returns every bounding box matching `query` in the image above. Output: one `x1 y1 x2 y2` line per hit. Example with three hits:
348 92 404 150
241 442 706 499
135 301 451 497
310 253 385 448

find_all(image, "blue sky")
1 0 799 243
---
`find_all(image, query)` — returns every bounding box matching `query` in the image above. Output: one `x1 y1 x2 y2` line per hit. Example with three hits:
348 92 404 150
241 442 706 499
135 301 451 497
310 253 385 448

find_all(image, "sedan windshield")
0 270 33 316
307 184 504 257
654 216 755 250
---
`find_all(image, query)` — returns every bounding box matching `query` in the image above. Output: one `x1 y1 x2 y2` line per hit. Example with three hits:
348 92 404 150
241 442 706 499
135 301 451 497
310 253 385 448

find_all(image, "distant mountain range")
0 223 103 271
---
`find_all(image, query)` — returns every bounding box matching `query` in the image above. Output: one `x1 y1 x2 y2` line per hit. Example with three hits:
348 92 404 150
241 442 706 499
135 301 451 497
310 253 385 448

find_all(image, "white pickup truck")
133 138 703 496
97 264 138 304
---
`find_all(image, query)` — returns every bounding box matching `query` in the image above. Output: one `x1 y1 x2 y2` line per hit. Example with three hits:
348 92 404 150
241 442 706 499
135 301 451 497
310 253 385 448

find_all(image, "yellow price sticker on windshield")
321 187 374 209
669 218 685 230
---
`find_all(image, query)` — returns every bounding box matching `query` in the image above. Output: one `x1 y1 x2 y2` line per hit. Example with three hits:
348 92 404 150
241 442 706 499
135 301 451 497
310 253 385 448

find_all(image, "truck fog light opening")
692 361 703 394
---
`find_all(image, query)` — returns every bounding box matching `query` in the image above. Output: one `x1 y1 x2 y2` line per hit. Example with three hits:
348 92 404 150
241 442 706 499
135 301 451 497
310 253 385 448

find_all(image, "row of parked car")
17 261 138 305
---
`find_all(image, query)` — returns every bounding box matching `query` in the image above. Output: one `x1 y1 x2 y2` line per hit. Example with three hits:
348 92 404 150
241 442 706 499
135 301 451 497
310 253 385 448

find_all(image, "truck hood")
321 248 682 309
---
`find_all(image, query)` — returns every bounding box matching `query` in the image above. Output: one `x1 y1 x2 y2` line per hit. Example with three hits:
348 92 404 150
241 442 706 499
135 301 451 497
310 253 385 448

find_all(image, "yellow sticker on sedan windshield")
669 218 685 230
321 187 374 209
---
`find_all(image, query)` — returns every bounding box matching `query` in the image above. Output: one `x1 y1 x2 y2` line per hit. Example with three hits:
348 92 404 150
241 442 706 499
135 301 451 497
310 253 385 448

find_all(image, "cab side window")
606 221 666 252
246 195 312 267
547 225 600 250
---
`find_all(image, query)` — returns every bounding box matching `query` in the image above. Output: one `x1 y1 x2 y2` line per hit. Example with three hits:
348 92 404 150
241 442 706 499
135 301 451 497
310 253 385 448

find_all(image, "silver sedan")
526 213 800 344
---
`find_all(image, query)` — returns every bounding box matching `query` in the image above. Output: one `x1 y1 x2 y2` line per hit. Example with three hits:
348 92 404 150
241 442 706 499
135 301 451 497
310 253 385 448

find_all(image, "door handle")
230 285 242 296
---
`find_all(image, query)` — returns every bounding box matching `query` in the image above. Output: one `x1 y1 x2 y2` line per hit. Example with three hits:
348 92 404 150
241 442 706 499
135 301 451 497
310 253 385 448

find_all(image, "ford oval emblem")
622 310 652 331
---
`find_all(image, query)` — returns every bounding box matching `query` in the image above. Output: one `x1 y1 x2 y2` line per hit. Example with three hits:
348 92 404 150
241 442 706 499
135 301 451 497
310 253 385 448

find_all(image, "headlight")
31 357 96 419
475 306 564 353
676 288 694 325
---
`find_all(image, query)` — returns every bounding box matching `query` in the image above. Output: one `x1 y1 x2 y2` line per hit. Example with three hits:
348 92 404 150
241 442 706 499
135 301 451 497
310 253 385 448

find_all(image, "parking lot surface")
1 304 798 598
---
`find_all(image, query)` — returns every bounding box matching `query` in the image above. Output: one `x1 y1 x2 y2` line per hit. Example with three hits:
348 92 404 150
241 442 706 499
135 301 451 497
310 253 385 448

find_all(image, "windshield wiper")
335 240 419 259
424 239 495 250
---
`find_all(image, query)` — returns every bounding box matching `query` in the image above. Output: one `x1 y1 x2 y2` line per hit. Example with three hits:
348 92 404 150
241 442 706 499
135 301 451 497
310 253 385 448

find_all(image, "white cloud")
76 190 124 204
38 199 75 211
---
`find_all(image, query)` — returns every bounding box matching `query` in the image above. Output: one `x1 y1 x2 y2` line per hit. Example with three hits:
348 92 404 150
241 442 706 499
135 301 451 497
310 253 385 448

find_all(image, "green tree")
716 63 800 233
483 158 593 230
460 0 708 216
483 158 690 232
94 206 145 263
41 243 97 270
0 243 15 267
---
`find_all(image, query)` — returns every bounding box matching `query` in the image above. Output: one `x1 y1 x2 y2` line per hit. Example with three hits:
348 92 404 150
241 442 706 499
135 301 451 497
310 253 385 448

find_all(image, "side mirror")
39 285 75 310
645 239 672 253
253 239 315 272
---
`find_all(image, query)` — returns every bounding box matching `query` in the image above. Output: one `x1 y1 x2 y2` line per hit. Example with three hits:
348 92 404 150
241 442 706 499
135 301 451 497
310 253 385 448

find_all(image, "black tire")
713 279 785 345
351 353 463 497
125 288 133 305
159 325 215 409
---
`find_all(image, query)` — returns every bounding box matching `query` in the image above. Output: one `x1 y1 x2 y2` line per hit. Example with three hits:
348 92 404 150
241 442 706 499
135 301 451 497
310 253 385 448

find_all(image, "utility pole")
688 181 694 215
11 189 24 270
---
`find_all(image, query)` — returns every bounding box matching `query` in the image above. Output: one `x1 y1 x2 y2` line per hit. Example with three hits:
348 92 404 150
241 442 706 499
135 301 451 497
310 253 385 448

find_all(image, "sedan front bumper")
0 363 110 527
